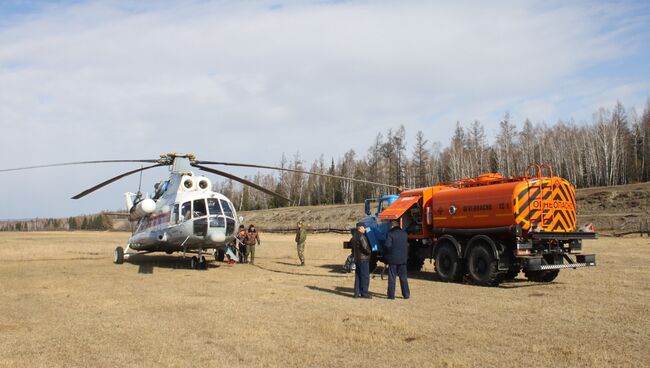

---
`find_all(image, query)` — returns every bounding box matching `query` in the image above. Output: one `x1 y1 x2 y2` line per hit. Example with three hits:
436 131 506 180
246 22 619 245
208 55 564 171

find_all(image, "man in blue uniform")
383 220 410 299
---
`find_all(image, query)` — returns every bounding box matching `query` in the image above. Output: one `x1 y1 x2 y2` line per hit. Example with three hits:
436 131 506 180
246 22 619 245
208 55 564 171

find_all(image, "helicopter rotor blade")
0 159 159 173
71 163 166 200
192 164 290 202
195 160 401 190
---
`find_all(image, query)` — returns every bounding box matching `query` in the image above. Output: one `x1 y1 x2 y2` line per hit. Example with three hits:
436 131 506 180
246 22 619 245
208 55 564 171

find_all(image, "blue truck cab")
351 194 399 253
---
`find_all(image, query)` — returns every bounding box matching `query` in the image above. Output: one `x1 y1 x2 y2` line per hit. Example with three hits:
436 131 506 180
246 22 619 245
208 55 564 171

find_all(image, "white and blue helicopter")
1 153 398 269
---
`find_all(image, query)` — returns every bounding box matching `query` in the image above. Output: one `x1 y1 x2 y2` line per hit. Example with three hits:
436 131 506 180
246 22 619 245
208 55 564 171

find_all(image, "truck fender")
465 235 499 260
433 235 462 259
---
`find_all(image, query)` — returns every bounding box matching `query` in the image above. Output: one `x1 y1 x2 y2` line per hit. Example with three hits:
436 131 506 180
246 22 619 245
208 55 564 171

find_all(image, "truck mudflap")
522 254 596 271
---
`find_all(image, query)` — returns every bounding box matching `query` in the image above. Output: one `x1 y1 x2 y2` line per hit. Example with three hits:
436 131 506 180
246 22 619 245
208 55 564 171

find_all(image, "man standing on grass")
296 220 307 266
383 219 410 300
351 223 371 299
245 224 261 265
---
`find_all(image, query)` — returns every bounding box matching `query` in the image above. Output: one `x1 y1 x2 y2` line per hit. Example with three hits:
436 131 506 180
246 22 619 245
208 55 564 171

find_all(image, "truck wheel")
524 269 560 282
435 243 463 282
467 244 501 286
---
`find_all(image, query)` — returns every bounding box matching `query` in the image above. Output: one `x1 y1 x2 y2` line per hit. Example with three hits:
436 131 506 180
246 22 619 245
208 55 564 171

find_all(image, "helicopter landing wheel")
190 256 198 269
215 249 225 262
199 255 207 270
114 246 124 264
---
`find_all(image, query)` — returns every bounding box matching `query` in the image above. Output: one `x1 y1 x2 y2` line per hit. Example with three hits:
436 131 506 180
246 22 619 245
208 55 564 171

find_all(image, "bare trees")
495 113 517 177
412 130 430 188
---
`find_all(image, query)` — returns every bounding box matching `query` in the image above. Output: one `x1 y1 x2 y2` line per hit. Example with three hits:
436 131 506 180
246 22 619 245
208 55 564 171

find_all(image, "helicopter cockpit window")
210 216 225 228
207 198 222 216
181 202 191 221
193 199 207 218
219 199 234 217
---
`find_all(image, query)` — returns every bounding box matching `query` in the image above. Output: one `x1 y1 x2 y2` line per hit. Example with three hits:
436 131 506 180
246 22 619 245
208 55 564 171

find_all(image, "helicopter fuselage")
126 169 239 254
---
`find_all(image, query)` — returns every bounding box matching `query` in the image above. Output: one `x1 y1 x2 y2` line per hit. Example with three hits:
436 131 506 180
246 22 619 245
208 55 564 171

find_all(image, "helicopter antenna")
136 165 144 200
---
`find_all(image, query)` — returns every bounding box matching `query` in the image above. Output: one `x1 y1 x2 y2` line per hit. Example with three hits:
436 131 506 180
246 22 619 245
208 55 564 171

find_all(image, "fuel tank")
431 175 576 232
129 198 156 221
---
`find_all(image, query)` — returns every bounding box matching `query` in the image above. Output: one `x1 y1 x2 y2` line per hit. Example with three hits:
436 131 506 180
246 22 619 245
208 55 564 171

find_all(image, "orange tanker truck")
358 164 596 286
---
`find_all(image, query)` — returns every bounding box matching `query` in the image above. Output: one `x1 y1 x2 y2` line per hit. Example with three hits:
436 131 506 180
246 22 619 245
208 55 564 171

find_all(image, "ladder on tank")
525 163 556 231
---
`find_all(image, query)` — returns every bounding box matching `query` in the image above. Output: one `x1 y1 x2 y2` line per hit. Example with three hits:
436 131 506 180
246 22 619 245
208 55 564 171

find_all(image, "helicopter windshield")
219 199 234 217
207 198 222 216
193 199 207 218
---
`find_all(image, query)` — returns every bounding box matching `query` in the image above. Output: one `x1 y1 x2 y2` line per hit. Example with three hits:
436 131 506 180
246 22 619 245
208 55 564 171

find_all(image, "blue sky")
1 0 649 219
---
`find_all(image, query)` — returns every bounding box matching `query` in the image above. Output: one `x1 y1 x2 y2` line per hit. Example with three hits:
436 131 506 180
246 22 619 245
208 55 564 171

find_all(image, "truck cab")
359 195 399 252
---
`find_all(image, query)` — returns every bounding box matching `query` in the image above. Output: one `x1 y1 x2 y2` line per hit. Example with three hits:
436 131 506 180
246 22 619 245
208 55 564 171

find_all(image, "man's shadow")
305 285 388 299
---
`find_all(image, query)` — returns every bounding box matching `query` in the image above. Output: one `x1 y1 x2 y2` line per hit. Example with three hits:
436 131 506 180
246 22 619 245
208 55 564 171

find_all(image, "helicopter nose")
208 231 226 243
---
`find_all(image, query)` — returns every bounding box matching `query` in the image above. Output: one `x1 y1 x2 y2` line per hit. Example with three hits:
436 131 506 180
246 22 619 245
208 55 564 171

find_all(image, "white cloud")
0 0 648 218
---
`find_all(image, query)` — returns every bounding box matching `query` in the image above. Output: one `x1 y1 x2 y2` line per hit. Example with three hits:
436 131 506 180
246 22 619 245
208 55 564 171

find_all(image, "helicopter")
1 152 398 269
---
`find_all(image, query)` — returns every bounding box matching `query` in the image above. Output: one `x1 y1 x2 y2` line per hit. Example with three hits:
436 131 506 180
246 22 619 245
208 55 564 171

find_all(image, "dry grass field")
0 231 648 367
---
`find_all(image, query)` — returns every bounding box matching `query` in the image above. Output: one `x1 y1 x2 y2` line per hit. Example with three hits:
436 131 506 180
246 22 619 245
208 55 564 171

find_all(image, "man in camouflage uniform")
245 224 261 265
295 220 307 266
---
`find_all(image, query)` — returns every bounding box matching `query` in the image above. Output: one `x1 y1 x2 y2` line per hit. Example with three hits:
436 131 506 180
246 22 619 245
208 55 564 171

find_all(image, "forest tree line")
0 213 114 232
218 99 650 211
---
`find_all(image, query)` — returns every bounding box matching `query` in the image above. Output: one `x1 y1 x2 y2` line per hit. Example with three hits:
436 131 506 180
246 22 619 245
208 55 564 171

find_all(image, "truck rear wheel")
435 243 464 282
467 244 501 286
524 269 560 282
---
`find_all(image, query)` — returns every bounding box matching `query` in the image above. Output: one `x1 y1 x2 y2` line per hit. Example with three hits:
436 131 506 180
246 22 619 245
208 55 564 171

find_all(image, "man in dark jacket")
383 220 410 299
350 223 372 298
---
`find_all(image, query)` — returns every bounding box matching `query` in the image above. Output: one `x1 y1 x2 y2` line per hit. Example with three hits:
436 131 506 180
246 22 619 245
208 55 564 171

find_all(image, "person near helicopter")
245 224 261 265
236 225 248 263
295 220 307 266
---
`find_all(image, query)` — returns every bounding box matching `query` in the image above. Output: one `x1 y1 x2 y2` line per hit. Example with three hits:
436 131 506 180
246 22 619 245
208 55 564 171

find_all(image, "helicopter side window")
181 202 191 221
219 199 234 217
172 204 179 224
193 199 207 218
207 198 222 216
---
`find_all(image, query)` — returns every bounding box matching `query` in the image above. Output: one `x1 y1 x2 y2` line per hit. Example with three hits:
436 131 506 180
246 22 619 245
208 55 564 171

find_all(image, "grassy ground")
0 231 648 367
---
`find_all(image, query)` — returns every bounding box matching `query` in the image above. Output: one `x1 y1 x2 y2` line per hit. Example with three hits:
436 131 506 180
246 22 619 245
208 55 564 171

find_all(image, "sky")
1 0 649 219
